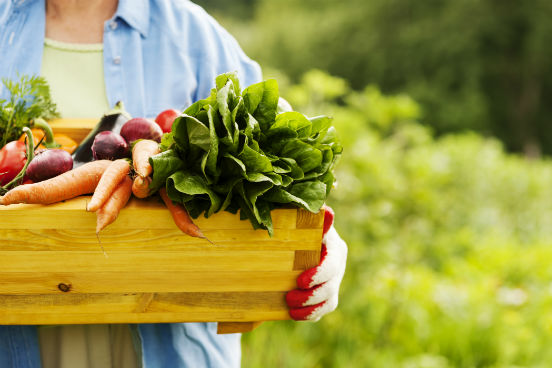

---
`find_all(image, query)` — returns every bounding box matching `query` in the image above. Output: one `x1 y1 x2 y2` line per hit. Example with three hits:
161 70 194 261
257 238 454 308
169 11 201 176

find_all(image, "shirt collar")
112 0 151 38
11 0 150 38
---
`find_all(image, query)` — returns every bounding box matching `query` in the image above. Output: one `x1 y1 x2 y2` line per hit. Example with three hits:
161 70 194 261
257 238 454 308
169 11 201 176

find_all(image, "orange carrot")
132 175 152 198
132 139 160 178
0 160 111 205
159 187 204 238
96 176 133 233
87 159 130 212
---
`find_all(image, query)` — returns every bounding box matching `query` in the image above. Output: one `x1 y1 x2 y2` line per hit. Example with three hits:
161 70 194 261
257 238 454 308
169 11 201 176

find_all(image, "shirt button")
113 56 121 65
109 21 117 30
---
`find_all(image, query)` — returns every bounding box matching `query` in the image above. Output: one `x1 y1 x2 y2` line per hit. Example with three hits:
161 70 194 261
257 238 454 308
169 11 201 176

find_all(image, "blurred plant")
241 70 552 368
196 0 552 156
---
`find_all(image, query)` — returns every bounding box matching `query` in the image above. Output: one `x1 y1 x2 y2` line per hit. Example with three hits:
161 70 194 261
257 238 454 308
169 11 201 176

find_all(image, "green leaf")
204 105 221 180
242 79 279 131
216 80 235 140
272 112 312 138
149 149 185 192
237 134 273 173
216 71 240 96
173 114 211 152
309 115 333 134
167 170 222 217
263 181 326 213
281 140 323 173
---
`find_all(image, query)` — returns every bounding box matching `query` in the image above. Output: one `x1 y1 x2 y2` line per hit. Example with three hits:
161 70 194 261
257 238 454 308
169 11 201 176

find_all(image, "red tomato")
0 141 27 185
155 109 180 133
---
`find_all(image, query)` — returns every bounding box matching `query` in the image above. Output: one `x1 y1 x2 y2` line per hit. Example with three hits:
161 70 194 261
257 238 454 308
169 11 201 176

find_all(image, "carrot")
87 159 130 212
132 175 152 198
96 176 133 233
0 160 111 205
132 139 160 178
159 187 204 238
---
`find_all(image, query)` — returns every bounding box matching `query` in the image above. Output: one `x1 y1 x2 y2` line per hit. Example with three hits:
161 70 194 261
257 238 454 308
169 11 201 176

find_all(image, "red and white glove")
285 206 348 321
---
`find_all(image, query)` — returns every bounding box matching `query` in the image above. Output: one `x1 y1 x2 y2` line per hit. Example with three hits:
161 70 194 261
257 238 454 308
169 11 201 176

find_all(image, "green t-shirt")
40 38 110 119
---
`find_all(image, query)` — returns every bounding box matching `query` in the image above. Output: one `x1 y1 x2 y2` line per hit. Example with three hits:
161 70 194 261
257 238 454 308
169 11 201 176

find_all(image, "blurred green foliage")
191 1 552 365
239 71 552 367
195 0 552 155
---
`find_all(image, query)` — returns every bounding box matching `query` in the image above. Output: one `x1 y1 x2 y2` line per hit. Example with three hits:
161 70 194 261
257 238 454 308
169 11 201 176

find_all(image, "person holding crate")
0 0 348 367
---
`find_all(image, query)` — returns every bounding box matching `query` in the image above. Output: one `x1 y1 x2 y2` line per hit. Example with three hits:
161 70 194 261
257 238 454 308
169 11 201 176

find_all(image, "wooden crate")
0 119 323 333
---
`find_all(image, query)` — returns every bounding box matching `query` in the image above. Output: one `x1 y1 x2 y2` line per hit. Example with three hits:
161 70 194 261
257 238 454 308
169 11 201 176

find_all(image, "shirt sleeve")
182 2 263 101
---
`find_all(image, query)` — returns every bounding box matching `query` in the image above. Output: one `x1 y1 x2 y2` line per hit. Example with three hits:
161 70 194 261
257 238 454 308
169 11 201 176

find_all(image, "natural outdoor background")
194 1 552 367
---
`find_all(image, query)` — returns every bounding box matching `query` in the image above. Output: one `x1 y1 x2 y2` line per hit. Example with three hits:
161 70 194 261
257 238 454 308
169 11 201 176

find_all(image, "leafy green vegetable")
150 72 342 235
0 75 60 148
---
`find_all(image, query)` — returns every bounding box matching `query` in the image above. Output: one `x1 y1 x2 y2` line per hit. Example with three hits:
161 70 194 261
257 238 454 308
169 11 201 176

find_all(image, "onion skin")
26 149 73 183
92 131 130 160
120 118 163 143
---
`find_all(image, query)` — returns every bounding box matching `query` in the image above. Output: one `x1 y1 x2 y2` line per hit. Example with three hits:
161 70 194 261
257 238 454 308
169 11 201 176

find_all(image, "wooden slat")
0 292 286 313
296 208 324 229
0 198 299 230
0 230 322 252
0 229 322 251
293 250 322 271
0 312 289 325
0 271 301 294
217 322 263 334
49 118 98 144
0 292 289 325
0 250 295 272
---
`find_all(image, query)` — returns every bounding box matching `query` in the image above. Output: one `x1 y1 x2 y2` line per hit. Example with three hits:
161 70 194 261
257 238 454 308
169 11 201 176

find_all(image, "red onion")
120 117 163 143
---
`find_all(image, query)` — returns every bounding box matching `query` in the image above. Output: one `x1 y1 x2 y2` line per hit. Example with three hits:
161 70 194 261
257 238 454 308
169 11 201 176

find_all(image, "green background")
193 2 552 367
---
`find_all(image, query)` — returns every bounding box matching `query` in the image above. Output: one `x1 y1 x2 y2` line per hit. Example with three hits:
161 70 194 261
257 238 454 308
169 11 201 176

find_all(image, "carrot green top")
40 38 110 119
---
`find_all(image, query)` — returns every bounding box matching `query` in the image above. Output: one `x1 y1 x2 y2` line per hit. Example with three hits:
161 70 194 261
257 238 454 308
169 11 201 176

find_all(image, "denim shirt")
0 0 262 367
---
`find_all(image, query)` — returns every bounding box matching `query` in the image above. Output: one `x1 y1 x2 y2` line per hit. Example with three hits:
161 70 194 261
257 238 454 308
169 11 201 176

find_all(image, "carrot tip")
95 232 108 258
202 235 217 246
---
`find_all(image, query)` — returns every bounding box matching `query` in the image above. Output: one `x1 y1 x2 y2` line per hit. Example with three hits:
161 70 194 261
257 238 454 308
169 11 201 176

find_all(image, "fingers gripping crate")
0 120 324 334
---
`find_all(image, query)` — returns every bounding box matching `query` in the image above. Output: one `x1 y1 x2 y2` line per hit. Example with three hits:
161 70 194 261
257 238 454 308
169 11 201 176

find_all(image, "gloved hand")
286 206 348 321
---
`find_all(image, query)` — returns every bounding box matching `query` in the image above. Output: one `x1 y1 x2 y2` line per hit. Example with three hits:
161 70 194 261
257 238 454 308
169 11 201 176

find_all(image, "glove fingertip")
286 289 308 308
289 301 326 321
297 268 317 289
322 205 334 235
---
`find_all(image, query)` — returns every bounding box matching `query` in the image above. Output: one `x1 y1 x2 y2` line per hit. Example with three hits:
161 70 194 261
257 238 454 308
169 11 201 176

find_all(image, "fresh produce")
72 101 131 167
0 127 35 193
155 109 180 133
86 159 131 212
159 188 204 238
132 175 152 198
120 117 163 144
96 175 133 234
0 160 111 205
18 118 78 154
132 139 159 177
0 75 59 149
150 72 342 235
91 131 129 160
25 149 73 183
0 140 27 185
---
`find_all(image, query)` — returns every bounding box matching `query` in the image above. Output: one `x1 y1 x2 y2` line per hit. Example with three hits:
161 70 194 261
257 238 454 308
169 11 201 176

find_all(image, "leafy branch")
0 75 60 148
